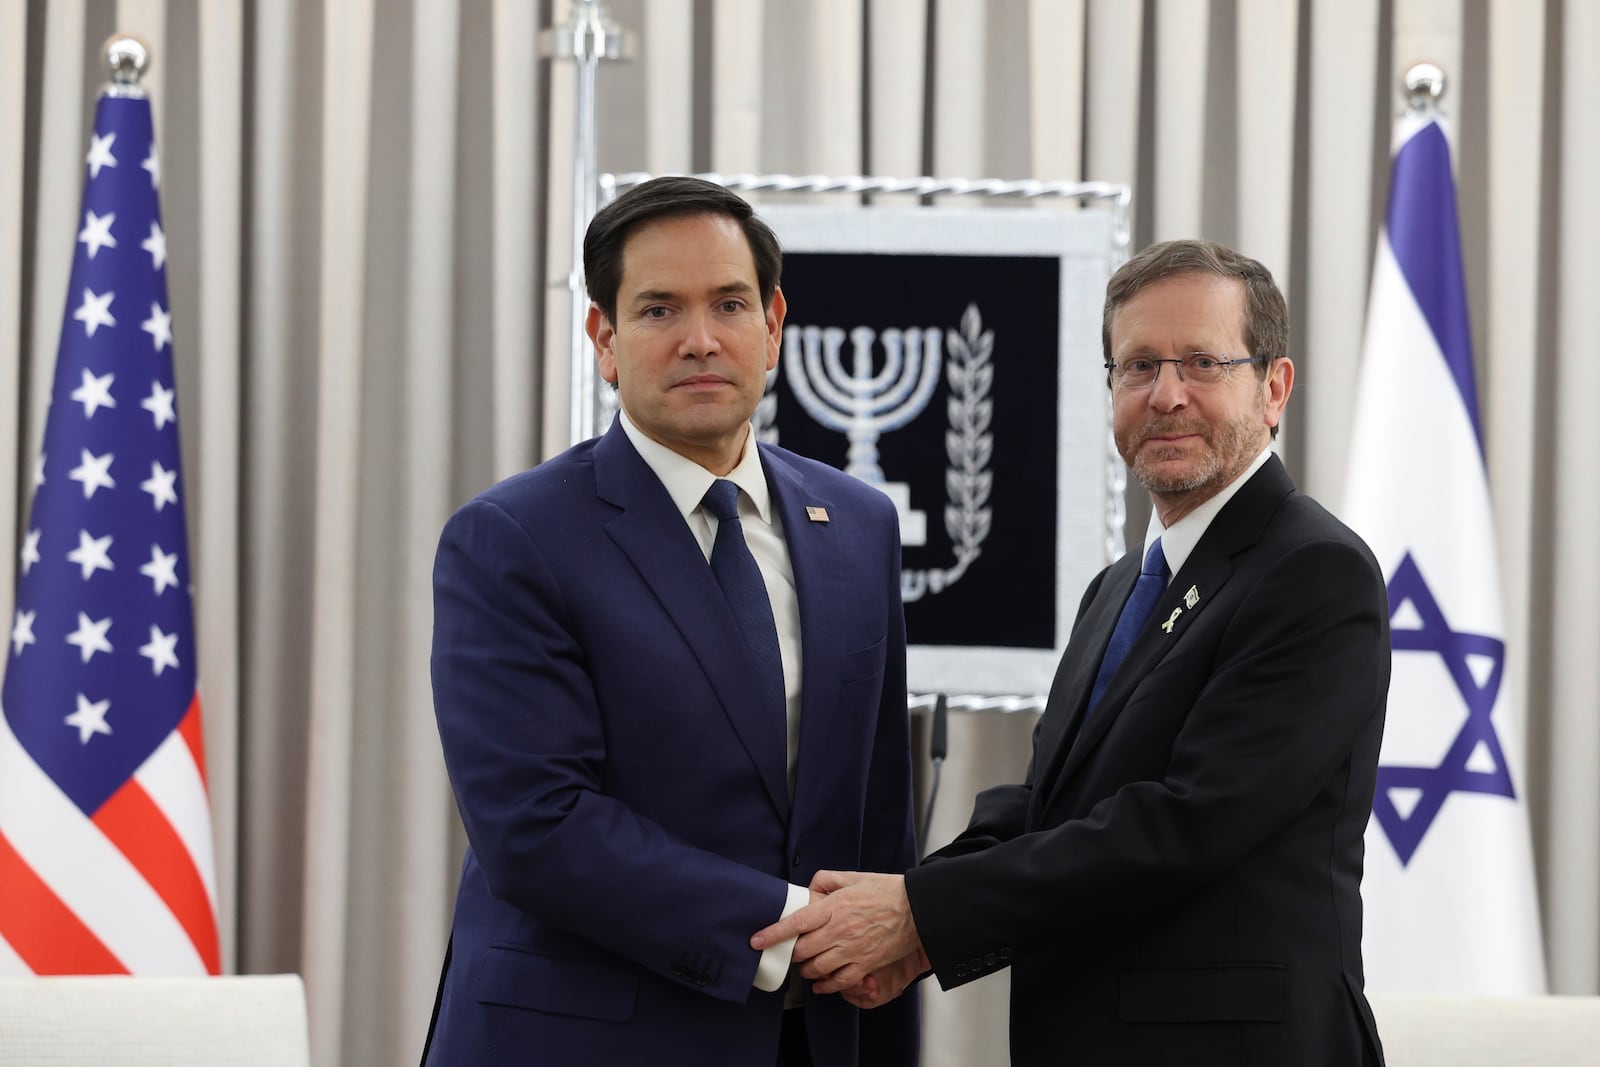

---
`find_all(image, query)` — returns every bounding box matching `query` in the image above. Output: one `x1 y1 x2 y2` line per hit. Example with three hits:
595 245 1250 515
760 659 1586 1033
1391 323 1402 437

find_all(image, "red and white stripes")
0 698 219 975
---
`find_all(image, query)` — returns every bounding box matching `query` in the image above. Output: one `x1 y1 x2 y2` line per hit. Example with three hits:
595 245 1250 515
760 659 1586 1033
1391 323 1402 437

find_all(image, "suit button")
954 964 968 978
1000 947 1013 961
791 851 801 868
984 953 997 967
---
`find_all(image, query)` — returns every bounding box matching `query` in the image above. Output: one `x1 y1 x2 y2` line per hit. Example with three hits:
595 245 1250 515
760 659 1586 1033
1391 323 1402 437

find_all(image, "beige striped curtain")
4 1 1597 1064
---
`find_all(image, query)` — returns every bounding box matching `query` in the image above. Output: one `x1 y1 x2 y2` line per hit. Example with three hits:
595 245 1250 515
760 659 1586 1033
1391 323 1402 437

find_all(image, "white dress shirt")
1142 447 1275 580
618 412 811 994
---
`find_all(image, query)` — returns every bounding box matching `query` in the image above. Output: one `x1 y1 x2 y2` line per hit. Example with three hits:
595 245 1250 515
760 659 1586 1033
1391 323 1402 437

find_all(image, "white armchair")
0 974 310 1066
1370 992 1600 1067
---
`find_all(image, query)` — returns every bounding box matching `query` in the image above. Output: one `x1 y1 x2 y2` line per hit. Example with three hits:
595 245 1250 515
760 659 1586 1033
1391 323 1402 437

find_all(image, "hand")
750 871 923 993
839 946 931 1009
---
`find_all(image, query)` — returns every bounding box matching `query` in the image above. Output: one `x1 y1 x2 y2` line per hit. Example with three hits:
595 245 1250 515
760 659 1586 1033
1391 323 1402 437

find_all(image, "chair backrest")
1369 992 1600 1067
0 974 311 1067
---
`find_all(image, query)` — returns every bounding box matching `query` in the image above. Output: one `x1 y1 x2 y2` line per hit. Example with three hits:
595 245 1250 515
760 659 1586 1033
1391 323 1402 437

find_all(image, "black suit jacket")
905 457 1390 1066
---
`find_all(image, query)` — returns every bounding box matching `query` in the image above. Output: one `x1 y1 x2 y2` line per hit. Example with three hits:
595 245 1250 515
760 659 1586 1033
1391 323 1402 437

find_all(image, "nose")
677 307 720 359
1146 362 1189 411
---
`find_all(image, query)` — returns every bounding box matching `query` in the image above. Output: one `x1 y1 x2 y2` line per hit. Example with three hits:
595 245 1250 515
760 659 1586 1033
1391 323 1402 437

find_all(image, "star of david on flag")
0 85 219 975
1340 106 1544 993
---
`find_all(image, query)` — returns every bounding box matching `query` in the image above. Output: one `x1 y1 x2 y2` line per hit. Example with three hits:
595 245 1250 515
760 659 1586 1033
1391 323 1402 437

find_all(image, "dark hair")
583 176 783 324
1101 239 1289 375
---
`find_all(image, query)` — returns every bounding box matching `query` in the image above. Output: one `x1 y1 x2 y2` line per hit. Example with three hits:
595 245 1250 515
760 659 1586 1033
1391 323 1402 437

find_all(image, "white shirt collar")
617 409 772 524
1143 447 1274 581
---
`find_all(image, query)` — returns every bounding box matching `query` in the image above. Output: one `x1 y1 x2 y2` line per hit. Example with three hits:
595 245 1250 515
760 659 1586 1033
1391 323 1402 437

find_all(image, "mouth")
673 374 731 390
1142 433 1200 447
1140 424 1206 446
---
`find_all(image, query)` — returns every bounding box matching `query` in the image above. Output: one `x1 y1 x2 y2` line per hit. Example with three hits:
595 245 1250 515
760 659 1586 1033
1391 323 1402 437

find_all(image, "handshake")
749 871 932 1009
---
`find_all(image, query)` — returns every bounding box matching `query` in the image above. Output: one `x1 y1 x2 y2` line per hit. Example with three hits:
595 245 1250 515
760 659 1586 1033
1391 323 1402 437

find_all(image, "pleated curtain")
3 1 1596 1064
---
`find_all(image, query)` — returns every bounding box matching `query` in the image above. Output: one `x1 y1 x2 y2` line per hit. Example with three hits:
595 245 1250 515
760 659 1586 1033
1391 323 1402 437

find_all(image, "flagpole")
542 0 632 447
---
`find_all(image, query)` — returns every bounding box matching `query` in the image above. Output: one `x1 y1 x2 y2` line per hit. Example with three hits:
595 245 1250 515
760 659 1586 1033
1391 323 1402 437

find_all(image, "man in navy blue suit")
422 177 919 1066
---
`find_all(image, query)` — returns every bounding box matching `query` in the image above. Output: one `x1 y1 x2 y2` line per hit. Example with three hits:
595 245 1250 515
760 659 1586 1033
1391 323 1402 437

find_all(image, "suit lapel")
1027 558 1136 797
760 448 846 817
594 424 791 820
1040 457 1297 810
1051 550 1238 790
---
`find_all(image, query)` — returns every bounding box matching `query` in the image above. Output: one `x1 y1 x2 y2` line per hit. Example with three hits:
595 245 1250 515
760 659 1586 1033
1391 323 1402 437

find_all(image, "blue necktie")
1085 537 1169 717
702 480 786 723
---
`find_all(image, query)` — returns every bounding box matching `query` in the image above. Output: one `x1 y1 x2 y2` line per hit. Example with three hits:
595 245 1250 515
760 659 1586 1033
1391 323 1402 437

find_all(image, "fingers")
795 944 848 981
811 961 869 995
843 953 923 1004
791 930 829 967
750 897 830 951
837 973 879 1009
807 869 861 894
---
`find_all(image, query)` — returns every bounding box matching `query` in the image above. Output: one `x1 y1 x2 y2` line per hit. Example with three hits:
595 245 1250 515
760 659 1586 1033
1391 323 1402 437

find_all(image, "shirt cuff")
752 883 810 992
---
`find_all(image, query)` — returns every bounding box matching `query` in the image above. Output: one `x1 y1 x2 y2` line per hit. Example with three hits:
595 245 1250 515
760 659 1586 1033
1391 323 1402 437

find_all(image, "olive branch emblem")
902 303 992 601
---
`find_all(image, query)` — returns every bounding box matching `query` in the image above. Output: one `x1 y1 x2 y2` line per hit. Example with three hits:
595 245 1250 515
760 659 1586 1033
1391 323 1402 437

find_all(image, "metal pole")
541 0 631 446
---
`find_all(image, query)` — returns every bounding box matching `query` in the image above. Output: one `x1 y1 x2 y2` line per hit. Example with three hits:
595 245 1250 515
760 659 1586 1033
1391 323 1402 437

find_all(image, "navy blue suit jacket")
425 421 919 1065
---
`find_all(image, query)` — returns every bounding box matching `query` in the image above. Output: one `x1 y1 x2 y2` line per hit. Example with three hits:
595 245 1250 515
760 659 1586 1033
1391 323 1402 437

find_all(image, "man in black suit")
753 239 1391 1066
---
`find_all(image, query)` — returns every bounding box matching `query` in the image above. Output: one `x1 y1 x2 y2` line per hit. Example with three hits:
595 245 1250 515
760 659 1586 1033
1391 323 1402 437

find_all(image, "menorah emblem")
781 324 944 545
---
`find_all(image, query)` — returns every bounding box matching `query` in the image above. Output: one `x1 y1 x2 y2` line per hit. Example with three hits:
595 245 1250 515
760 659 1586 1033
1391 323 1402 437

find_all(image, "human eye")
717 297 748 314
640 305 670 320
1121 357 1157 376
1185 353 1222 371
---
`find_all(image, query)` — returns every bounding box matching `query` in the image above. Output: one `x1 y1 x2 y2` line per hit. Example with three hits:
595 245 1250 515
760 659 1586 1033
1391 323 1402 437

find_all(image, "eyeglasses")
1104 352 1259 390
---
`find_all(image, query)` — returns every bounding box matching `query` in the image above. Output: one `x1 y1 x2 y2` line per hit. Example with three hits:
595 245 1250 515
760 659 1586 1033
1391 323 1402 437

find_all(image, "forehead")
1111 272 1247 350
617 212 758 296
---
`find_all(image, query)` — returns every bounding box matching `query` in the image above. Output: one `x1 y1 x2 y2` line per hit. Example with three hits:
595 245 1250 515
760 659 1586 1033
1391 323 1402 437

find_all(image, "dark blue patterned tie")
1085 537 1169 717
702 480 786 722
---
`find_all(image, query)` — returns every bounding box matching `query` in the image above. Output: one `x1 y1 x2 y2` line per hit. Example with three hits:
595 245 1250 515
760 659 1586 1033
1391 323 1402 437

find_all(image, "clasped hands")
751 870 930 1009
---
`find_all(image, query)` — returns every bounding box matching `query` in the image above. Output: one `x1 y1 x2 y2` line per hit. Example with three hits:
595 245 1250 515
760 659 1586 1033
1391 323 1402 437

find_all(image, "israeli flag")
1342 110 1545 993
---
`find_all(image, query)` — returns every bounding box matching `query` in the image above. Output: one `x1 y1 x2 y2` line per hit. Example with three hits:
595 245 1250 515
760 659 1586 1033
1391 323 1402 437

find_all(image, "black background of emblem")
774 251 1060 650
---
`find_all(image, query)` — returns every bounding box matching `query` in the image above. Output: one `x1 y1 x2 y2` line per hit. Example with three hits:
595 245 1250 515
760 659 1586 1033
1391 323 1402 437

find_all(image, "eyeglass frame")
1103 352 1263 391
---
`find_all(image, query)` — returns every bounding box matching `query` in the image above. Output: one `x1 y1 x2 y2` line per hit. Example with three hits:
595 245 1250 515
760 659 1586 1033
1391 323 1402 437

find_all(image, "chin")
1134 458 1222 495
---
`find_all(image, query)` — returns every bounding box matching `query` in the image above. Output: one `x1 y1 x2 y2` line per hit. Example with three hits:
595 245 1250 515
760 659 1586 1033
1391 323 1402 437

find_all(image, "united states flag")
0 86 219 975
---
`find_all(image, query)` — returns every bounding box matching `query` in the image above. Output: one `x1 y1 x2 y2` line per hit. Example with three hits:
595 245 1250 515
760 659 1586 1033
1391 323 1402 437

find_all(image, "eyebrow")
1117 343 1225 357
629 281 756 306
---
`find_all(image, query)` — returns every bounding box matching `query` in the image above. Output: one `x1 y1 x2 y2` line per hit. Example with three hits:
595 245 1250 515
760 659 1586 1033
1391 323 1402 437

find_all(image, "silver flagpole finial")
1403 63 1445 113
104 34 151 98
541 0 634 62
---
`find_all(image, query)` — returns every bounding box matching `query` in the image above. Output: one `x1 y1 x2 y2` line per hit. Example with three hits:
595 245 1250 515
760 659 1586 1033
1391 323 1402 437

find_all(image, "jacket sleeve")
431 498 789 1005
905 537 1389 988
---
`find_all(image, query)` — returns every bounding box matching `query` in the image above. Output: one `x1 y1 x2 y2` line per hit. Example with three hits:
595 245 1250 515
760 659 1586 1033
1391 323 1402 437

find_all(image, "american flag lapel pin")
805 506 829 523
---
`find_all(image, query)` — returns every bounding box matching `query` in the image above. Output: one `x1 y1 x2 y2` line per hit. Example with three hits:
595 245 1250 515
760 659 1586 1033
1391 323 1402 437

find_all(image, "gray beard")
1123 412 1265 498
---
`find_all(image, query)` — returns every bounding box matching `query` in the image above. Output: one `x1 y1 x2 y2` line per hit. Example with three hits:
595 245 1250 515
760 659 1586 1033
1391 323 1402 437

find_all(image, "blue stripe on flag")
1385 119 1482 450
